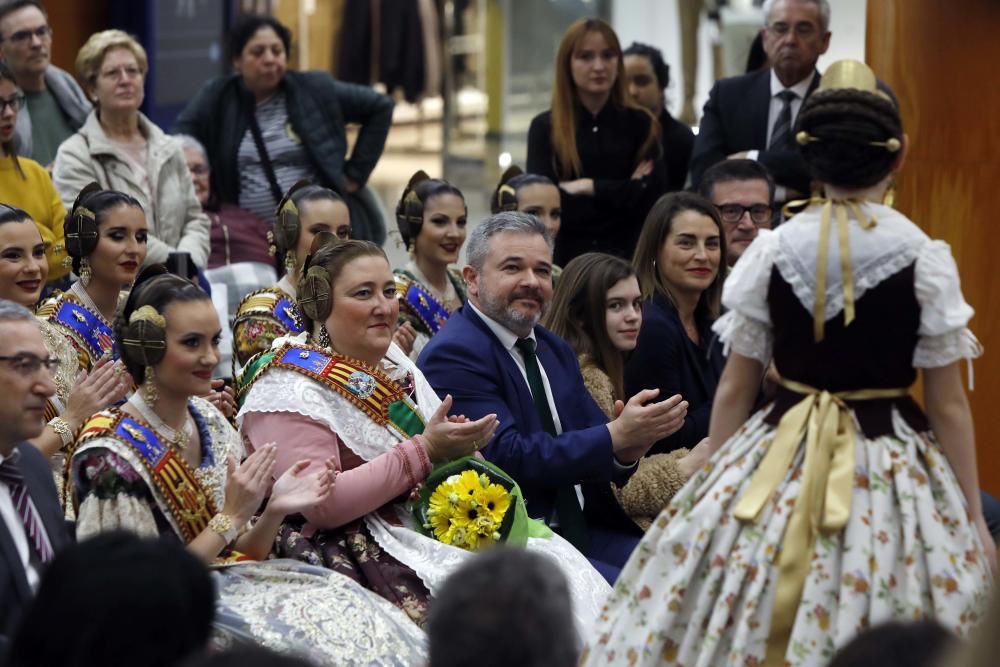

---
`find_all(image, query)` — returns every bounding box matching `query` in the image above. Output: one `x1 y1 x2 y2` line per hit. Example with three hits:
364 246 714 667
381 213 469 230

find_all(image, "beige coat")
52 110 210 268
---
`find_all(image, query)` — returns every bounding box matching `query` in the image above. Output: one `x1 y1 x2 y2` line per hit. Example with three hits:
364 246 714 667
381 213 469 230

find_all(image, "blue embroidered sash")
52 298 116 363
273 295 305 334
395 274 452 336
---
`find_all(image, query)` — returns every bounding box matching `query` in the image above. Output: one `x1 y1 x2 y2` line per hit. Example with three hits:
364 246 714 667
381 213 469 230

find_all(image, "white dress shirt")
0 451 40 591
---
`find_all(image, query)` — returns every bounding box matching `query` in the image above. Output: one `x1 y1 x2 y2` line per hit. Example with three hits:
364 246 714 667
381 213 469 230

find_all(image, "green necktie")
514 337 589 552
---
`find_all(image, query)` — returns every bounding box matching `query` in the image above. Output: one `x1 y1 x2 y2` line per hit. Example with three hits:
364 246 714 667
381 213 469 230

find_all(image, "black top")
527 102 667 264
764 263 929 437
659 109 695 192
625 292 724 453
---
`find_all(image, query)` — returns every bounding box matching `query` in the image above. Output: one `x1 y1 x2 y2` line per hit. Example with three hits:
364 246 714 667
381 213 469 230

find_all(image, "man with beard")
418 212 688 582
688 0 830 203
699 159 775 268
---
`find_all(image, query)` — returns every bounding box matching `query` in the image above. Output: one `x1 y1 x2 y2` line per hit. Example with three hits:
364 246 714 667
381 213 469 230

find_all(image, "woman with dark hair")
625 191 725 454
239 239 610 631
175 15 393 243
581 61 992 667
491 166 562 243
392 171 467 358
69 270 428 665
6 531 215 667
543 252 710 529
0 61 70 286
231 180 349 369
526 18 666 264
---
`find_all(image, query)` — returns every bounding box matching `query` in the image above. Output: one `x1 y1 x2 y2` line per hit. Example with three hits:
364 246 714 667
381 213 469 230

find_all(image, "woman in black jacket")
174 15 393 243
626 192 725 453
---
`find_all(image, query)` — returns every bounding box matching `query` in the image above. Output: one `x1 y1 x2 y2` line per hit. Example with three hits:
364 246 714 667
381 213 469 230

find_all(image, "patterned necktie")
0 453 54 563
513 338 589 552
768 89 799 150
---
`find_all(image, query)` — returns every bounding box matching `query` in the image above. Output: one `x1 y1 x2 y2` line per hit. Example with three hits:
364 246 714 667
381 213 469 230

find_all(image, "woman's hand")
421 395 499 463
202 379 237 418
559 178 595 196
393 321 418 356
630 159 653 180
64 358 130 426
222 445 276 524
267 459 335 516
677 437 712 479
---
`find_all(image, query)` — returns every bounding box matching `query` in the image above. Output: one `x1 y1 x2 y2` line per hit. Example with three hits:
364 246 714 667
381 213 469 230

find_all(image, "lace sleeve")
712 310 773 364
912 240 983 368
720 228 779 325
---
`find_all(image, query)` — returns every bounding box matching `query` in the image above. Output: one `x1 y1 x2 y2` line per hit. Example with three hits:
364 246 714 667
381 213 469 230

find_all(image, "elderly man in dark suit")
0 300 71 650
418 212 688 582
689 0 831 201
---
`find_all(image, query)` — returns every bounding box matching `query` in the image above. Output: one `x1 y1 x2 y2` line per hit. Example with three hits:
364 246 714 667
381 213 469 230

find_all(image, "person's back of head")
6 531 215 667
826 620 955 667
428 547 577 667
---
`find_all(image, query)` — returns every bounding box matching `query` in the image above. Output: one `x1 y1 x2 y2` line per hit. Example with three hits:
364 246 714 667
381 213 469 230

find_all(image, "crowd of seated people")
0 0 996 665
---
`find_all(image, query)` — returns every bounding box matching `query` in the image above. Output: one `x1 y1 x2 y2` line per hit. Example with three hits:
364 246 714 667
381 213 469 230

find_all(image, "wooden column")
867 0 1000 493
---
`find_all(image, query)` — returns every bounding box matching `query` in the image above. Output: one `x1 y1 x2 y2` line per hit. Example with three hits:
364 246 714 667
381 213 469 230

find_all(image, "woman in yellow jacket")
0 62 69 285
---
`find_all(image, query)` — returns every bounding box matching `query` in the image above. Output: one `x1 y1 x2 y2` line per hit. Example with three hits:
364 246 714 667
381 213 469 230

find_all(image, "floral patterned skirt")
581 409 992 667
277 513 431 627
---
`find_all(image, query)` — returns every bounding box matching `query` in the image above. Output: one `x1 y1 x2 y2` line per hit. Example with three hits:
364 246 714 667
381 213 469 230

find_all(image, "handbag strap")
244 104 284 204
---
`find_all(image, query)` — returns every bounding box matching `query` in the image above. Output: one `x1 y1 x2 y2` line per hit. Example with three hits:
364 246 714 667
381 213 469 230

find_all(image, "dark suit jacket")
417 305 638 534
660 109 695 192
688 68 820 194
0 443 71 650
625 293 724 454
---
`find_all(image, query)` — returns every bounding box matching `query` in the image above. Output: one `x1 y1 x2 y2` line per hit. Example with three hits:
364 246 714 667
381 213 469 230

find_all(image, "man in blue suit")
418 212 688 582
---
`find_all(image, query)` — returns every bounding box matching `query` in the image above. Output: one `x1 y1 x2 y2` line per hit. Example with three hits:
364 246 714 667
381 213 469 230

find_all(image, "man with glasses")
0 1 90 166
699 159 775 267
689 0 831 203
0 299 70 652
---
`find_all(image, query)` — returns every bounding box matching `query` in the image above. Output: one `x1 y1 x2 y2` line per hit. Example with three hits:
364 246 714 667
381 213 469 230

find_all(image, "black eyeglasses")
3 25 51 44
0 94 26 114
0 354 61 375
717 203 774 225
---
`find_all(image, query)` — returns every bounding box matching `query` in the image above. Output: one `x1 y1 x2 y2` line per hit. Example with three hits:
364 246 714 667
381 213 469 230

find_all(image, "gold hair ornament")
122 305 168 367
299 264 333 322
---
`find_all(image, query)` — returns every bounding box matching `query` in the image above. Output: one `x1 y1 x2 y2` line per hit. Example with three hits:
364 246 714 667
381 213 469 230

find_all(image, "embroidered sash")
235 288 305 335
43 295 115 365
395 273 452 336
77 411 218 543
268 343 425 439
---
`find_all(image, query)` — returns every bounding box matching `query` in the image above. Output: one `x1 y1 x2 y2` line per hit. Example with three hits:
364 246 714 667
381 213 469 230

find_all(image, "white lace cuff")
75 493 160 541
913 327 983 369
713 310 773 364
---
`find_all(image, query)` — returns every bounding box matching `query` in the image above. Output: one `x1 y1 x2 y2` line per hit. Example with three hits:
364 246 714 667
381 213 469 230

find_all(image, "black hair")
228 15 291 62
428 548 577 667
65 185 144 275
0 1 46 28
6 531 214 667
291 184 344 208
116 271 211 384
795 87 904 189
0 203 31 225
491 166 556 214
179 646 315 667
827 620 955 667
395 173 465 249
697 158 776 204
623 41 670 90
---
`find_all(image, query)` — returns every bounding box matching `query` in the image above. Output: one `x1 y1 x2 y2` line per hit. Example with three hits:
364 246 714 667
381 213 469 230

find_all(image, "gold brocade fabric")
734 378 908 665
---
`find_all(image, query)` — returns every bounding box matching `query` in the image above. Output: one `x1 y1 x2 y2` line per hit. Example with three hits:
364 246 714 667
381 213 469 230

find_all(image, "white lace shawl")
713 204 982 369
75 397 243 541
237 340 612 635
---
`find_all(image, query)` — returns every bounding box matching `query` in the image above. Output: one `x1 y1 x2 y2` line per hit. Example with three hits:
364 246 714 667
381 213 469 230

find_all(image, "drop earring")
79 258 92 286
142 366 158 406
318 325 331 349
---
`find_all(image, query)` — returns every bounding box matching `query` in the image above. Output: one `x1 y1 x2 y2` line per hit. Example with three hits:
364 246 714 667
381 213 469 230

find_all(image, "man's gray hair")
466 211 553 272
173 133 207 158
763 0 831 32
0 300 37 324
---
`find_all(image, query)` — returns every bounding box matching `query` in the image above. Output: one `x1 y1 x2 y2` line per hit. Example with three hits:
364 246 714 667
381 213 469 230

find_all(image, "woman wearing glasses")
625 192 725 454
52 30 209 269
232 181 350 371
0 62 70 288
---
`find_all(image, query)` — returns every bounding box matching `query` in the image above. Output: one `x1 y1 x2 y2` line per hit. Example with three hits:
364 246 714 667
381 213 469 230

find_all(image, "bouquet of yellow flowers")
414 457 549 552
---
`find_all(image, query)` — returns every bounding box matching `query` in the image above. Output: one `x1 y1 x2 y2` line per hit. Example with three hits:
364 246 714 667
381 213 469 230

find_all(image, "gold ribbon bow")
783 197 879 342
734 378 907 665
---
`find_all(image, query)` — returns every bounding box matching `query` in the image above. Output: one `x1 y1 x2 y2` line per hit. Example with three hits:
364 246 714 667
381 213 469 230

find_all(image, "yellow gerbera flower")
475 482 512 524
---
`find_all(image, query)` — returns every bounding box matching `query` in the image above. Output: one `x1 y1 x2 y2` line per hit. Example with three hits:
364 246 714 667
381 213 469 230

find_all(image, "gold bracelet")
207 513 237 544
48 417 74 448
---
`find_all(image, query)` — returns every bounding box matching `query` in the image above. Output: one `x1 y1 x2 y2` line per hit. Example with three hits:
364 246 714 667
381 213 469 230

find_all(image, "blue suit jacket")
418 305 635 528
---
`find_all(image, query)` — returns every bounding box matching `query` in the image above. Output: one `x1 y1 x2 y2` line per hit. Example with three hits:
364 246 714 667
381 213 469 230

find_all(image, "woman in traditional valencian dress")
238 240 613 632
71 272 427 665
232 181 350 370
391 171 467 359
491 166 564 280
581 61 994 667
